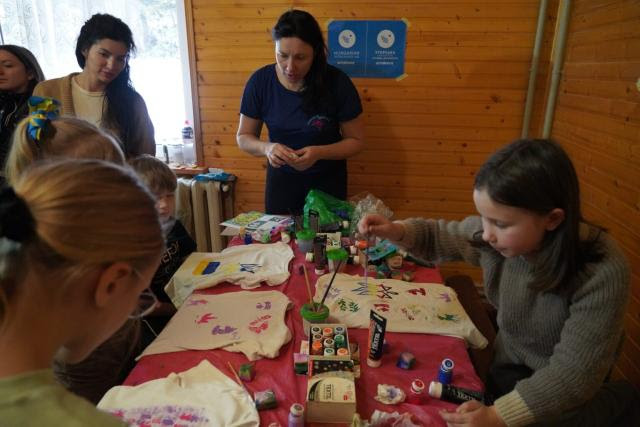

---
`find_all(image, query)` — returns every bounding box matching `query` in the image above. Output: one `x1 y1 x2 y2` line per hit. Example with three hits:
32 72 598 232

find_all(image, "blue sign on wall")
328 20 407 78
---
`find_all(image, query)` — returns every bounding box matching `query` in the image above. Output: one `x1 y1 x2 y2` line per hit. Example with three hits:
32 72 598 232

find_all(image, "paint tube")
313 235 327 273
367 310 387 367
428 381 492 405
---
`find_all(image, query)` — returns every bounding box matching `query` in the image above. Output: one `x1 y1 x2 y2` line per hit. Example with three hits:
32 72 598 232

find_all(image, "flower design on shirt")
307 115 330 131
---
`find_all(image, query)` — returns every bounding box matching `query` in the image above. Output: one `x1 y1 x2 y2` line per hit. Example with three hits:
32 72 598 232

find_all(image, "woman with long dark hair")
0 45 44 172
237 9 365 214
34 13 154 158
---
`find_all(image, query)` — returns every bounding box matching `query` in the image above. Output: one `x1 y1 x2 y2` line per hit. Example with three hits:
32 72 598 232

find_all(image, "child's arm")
360 214 484 265
396 216 484 266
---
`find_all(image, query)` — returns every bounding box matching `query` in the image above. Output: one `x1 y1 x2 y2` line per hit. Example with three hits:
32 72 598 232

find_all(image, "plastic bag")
349 192 393 236
303 189 354 232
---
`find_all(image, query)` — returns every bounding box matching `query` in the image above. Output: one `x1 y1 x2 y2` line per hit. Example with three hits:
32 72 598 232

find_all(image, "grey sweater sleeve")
495 236 630 425
393 216 484 266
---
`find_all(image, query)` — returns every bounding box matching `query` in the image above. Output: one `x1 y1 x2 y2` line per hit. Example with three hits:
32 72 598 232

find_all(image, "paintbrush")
318 260 343 310
302 264 314 308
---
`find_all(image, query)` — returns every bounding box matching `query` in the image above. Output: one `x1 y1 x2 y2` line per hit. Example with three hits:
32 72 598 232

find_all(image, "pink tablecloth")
125 242 484 426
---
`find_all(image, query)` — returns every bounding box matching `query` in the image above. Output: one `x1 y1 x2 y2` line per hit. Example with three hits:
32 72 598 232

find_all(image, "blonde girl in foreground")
0 159 164 425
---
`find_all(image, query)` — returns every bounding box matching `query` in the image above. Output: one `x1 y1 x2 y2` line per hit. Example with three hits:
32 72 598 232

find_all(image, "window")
0 0 194 155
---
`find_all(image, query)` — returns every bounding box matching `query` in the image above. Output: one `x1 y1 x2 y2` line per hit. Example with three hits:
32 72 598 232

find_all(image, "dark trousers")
265 163 347 214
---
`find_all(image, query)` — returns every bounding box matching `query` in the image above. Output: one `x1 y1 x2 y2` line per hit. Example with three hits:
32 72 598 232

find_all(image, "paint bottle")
333 333 346 348
322 327 334 339
438 358 454 385
406 379 426 405
428 381 490 405
337 347 349 357
287 403 305 427
324 347 335 356
310 340 323 355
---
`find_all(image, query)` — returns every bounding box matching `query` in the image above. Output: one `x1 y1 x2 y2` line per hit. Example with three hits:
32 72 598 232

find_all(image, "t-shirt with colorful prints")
139 290 292 361
98 360 259 427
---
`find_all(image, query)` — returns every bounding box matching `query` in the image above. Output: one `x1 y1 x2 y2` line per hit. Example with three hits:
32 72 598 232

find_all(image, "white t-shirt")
139 290 292 361
98 360 259 427
316 273 488 349
71 76 104 127
165 242 294 307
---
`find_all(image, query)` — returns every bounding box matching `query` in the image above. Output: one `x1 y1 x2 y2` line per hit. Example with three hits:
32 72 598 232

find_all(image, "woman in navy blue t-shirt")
237 9 364 214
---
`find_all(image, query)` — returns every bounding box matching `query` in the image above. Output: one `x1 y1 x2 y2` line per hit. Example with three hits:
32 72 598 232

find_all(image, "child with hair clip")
0 159 164 425
4 96 142 405
129 155 196 340
4 96 125 184
359 139 639 426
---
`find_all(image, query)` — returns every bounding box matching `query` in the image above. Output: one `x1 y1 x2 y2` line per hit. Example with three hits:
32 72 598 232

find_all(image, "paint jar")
334 333 346 348
295 229 316 253
406 379 426 405
310 340 323 355
323 347 335 356
323 338 335 349
288 403 305 427
310 326 322 336
322 327 334 339
300 303 329 336
327 248 348 273
336 347 349 357
438 358 454 385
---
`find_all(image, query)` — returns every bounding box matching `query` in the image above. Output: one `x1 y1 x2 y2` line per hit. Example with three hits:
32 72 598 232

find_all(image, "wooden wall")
550 0 640 386
188 0 639 385
191 0 554 282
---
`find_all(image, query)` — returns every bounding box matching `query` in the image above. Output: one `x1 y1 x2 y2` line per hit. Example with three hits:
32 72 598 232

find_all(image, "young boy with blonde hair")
129 155 196 336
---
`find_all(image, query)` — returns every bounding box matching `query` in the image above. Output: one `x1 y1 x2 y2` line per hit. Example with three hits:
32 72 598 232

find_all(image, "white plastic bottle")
181 120 195 165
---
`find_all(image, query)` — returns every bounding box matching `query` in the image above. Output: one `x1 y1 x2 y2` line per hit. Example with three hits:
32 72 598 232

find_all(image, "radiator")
176 178 235 252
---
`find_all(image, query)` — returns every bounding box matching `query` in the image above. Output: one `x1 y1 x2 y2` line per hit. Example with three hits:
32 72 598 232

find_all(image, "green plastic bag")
303 189 354 232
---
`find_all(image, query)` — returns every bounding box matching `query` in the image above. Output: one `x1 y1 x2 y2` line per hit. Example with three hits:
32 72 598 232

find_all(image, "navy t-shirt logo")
307 115 331 131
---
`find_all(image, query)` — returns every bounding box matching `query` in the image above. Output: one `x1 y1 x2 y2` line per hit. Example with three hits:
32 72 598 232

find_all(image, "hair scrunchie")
27 96 61 142
0 187 36 243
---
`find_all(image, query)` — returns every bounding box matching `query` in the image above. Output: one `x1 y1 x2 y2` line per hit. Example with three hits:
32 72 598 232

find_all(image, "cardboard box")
305 366 356 423
308 323 351 361
306 323 357 423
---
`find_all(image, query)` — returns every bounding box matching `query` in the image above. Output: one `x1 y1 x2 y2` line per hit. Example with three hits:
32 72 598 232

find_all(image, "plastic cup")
295 229 316 253
300 303 329 336
327 248 348 272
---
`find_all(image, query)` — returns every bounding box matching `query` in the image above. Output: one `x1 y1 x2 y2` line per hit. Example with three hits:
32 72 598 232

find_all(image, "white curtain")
1 0 145 80
0 0 186 145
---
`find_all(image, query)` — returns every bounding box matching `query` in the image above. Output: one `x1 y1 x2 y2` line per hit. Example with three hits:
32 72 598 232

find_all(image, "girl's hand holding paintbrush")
358 214 406 242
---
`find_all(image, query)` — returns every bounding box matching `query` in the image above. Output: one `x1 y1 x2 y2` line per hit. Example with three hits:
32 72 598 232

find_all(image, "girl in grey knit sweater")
360 139 637 426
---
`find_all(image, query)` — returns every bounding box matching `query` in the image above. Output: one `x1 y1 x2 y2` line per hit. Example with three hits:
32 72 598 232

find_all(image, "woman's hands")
358 214 406 242
290 145 319 171
265 144 320 171
440 401 506 427
265 142 299 168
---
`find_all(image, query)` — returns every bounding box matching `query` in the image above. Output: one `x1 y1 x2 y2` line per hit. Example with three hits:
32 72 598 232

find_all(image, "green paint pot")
300 302 330 336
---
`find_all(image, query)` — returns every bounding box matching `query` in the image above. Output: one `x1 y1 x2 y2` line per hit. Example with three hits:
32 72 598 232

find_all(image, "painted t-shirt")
165 241 294 307
98 360 259 427
240 64 362 175
316 273 488 349
139 290 292 361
